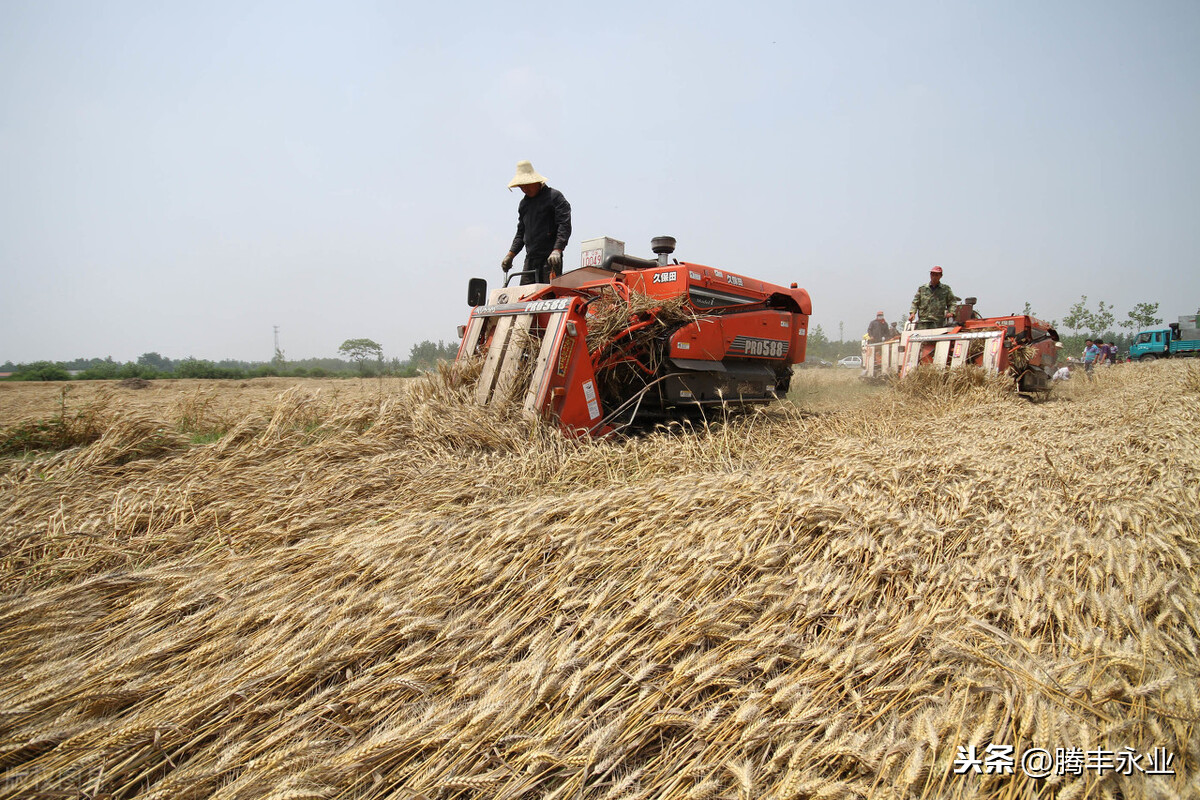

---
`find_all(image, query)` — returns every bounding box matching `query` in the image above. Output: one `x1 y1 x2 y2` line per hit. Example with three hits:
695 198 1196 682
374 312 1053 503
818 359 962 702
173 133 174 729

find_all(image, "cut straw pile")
1 362 1198 799
585 291 698 353
586 291 700 397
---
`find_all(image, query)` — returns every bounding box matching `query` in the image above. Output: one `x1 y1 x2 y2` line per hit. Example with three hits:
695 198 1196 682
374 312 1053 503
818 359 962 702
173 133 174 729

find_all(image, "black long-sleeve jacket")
509 186 571 259
867 318 890 342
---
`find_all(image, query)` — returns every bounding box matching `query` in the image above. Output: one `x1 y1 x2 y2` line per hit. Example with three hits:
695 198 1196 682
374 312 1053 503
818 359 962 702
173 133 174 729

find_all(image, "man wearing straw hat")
500 160 572 285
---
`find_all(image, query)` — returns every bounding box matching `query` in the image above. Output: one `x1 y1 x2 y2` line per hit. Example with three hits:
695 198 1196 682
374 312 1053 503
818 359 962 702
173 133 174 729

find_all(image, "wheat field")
1 363 1197 799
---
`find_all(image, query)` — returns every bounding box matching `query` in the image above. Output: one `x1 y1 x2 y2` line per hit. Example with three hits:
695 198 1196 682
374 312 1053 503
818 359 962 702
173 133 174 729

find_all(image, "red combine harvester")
457 236 811 436
862 298 1061 396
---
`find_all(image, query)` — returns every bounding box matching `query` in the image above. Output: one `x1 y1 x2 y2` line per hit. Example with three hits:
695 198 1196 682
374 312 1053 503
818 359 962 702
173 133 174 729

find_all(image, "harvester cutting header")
458 236 812 436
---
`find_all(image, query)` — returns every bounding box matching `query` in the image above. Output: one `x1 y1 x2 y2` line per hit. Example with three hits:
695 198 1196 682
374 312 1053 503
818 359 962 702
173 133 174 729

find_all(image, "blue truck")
1129 313 1200 361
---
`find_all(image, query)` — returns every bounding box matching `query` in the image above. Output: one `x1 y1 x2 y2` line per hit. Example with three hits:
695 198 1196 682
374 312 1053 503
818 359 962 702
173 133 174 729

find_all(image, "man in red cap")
909 266 958 329
867 311 890 343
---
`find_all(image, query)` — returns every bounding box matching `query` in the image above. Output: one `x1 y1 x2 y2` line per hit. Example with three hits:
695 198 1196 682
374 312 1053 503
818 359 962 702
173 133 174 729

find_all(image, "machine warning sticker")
582 379 600 419
689 270 702 280
730 336 789 358
557 336 575 376
676 342 690 350
652 271 678 283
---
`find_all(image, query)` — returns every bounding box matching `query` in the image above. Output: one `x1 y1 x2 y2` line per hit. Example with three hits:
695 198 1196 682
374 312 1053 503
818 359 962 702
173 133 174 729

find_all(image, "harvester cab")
862 298 1060 396
457 236 812 436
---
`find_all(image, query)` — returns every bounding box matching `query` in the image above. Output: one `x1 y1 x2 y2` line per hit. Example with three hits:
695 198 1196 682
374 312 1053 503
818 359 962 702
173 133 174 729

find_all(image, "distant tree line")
9 296 1189 380
1 340 462 382
1034 296 1182 357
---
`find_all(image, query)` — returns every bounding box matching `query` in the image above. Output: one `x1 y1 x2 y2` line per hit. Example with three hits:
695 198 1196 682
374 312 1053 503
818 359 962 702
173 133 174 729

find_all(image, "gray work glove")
547 249 562 273
501 252 514 272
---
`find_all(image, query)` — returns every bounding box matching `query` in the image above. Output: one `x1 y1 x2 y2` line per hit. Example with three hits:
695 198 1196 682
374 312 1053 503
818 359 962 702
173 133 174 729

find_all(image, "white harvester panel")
461 285 582 419
864 324 1006 379
901 329 1005 376
863 326 920 378
579 236 624 268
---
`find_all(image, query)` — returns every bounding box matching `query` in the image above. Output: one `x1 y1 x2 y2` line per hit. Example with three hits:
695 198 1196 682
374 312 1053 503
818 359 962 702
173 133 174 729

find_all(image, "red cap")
876 311 885 316
930 266 943 274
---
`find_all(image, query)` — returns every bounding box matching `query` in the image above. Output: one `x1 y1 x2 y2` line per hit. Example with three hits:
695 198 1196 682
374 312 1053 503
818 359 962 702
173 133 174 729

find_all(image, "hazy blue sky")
2 0 1197 363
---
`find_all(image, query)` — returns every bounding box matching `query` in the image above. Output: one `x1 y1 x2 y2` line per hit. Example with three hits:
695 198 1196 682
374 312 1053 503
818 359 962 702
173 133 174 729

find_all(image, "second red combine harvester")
458 236 811 436
862 298 1061 396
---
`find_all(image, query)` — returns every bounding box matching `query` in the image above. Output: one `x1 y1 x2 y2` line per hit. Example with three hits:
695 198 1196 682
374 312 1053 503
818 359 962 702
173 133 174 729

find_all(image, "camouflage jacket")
910 282 958 323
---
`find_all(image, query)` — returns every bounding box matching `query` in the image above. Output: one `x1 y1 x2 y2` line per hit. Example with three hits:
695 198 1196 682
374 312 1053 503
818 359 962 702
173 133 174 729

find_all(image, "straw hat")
508 160 547 188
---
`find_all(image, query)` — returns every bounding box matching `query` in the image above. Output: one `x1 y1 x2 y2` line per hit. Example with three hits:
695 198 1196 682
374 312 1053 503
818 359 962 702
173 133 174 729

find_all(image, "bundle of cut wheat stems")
1 362 1197 799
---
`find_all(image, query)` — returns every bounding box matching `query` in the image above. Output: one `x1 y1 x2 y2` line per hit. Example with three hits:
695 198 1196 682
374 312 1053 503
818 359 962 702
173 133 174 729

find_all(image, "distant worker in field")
867 311 890 343
909 266 959 329
1083 339 1100 378
501 160 572 285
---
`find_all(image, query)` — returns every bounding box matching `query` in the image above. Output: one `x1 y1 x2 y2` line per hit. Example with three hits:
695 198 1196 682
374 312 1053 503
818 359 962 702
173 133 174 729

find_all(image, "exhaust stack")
651 236 676 266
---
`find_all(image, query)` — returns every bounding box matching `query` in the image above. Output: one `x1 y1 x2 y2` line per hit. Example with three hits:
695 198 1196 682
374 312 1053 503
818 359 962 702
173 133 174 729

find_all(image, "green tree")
78 361 122 380
1090 300 1115 337
14 361 71 381
408 340 458 370
1061 296 1115 338
137 352 172 372
1062 295 1091 336
175 358 244 379
1123 302 1162 332
806 324 839 361
338 338 383 375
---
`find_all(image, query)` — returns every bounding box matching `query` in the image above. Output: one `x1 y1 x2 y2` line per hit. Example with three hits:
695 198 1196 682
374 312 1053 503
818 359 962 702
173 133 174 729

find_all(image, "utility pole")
838 321 844 357
273 326 285 366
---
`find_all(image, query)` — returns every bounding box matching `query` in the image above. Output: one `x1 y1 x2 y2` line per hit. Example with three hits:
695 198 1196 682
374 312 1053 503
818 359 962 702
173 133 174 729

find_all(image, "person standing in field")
909 266 959 329
1083 339 1100 378
867 312 890 343
501 160 572 286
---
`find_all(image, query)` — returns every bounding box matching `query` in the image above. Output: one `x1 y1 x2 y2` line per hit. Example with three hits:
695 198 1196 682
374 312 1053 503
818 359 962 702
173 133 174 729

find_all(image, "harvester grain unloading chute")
457 236 812 436
862 298 1061 396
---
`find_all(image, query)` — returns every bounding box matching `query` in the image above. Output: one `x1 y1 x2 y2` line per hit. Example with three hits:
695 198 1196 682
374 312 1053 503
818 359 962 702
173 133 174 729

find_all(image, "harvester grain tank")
1128 313 1200 361
862 298 1060 395
457 237 812 435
